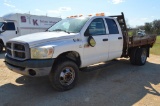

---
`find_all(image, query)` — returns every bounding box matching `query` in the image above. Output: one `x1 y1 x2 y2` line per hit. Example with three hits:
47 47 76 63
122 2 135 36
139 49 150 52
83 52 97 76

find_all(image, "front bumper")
5 55 55 76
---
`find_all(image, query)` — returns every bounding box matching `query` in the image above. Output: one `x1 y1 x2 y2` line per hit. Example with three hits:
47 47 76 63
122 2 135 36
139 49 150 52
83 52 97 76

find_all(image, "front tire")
49 60 79 91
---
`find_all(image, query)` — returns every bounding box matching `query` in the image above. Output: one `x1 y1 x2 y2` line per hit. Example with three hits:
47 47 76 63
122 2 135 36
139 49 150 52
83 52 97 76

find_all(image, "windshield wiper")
52 29 70 34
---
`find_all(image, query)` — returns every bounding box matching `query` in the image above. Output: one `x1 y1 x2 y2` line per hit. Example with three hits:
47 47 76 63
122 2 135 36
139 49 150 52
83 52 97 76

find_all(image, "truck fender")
54 51 81 68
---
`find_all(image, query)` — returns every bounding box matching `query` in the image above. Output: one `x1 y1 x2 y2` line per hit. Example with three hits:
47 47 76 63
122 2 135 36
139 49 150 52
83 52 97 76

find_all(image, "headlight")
30 46 54 59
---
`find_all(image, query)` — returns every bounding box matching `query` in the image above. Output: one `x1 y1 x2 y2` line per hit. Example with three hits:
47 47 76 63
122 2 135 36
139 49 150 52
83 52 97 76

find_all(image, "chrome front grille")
6 41 30 60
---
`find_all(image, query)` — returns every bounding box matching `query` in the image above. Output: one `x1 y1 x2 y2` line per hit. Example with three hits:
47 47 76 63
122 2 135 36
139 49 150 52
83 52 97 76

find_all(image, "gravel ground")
0 52 160 106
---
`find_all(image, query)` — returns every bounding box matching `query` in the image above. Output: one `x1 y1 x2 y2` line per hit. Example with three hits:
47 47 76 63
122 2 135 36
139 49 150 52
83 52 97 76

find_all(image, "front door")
82 18 109 67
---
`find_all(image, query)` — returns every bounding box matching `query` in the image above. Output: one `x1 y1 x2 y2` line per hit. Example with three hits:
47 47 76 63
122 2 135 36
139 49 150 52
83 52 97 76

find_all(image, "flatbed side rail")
129 35 157 47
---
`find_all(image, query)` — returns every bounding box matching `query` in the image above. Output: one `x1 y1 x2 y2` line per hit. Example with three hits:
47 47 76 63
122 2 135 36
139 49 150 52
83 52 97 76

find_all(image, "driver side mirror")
84 28 96 47
88 36 96 47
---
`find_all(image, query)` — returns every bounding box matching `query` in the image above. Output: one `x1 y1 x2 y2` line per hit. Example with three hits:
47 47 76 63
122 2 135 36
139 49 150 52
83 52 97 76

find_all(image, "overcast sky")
0 0 159 27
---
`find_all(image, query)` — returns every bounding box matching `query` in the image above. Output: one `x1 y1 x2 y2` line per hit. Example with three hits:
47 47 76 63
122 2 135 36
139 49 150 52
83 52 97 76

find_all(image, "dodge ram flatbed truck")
4 12 156 91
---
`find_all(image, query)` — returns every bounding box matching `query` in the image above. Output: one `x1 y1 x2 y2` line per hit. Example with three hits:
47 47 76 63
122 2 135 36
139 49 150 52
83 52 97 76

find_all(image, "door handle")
103 39 108 41
118 37 122 40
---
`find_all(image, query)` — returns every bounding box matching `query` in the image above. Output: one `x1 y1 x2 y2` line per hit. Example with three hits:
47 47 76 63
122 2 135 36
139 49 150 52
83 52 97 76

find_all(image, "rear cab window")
105 18 119 34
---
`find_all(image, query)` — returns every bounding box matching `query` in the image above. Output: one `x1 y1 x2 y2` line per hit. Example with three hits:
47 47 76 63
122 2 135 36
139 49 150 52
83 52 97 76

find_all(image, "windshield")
0 22 4 28
48 17 89 33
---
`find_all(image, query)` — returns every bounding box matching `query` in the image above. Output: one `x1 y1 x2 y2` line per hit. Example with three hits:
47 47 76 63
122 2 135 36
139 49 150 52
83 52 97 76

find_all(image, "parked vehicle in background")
5 12 156 91
137 29 146 36
0 13 61 52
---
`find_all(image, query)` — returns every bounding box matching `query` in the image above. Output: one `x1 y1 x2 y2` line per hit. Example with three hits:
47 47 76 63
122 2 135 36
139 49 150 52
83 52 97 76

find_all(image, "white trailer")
0 13 61 52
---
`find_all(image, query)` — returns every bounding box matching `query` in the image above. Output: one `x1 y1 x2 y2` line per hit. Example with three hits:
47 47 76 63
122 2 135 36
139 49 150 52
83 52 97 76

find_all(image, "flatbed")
110 12 156 57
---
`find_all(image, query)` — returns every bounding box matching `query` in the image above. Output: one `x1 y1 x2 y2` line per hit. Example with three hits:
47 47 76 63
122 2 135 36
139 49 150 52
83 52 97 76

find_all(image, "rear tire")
135 48 147 66
130 48 137 65
49 59 79 91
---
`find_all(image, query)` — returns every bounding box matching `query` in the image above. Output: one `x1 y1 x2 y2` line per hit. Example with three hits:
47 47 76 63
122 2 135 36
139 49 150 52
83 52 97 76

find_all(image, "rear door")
105 18 123 60
82 18 109 66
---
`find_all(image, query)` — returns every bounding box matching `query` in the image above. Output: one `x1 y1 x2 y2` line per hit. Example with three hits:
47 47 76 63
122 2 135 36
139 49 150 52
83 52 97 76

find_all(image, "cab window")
105 18 119 34
85 18 106 36
5 22 15 30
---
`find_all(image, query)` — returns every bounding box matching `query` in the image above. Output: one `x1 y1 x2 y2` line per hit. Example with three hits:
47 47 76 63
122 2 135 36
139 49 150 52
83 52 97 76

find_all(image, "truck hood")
10 32 76 46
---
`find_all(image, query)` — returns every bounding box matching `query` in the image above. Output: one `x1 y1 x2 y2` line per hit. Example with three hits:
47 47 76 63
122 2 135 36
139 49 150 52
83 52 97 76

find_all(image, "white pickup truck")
5 13 156 91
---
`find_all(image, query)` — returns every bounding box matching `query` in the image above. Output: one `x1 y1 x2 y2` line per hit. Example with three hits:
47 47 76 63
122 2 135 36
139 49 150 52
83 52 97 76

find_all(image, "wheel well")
54 51 81 67
0 39 4 46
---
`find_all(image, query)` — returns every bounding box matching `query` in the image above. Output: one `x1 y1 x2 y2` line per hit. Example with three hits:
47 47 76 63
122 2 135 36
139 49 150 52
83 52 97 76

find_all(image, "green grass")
150 35 160 55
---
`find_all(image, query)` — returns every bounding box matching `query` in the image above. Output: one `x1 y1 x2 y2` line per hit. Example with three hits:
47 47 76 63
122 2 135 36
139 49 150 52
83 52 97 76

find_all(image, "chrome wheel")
59 67 75 86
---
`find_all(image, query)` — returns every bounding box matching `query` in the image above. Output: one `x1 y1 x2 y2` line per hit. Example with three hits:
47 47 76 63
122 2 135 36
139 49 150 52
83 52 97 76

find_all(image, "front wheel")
49 60 79 91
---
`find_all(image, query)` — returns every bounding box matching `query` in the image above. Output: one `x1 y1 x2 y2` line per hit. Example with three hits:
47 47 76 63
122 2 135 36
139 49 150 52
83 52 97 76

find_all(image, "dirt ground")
0 52 160 106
